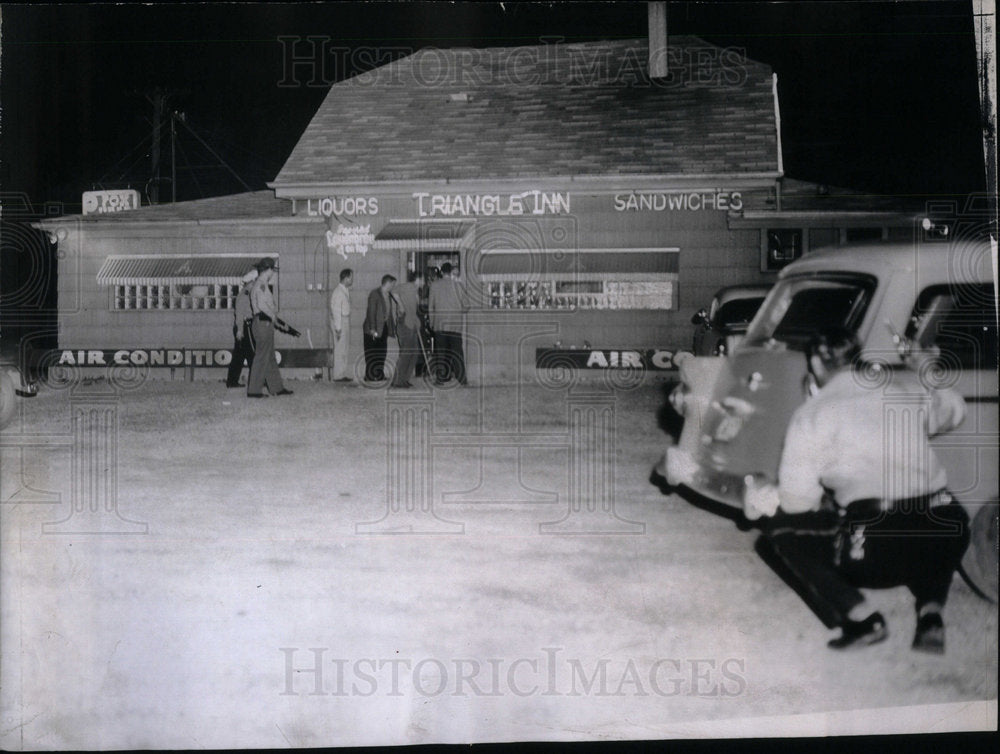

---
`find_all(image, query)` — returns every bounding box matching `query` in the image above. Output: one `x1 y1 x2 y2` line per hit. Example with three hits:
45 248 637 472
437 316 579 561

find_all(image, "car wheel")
960 502 998 603
0 369 17 430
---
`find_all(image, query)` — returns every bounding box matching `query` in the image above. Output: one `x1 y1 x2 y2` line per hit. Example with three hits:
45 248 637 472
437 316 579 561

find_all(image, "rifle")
275 318 301 338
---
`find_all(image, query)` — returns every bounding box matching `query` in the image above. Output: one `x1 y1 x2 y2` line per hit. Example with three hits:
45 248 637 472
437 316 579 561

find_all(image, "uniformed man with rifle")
247 257 299 397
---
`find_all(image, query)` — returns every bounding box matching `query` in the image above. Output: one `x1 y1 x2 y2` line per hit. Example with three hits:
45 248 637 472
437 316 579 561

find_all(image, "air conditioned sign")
82 190 140 215
613 191 743 212
536 348 687 371
48 348 331 368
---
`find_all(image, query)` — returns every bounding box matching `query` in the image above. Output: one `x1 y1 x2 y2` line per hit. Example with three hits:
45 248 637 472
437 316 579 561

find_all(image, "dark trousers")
363 325 388 382
247 317 285 395
759 495 970 628
226 321 254 386
433 329 466 384
392 324 419 386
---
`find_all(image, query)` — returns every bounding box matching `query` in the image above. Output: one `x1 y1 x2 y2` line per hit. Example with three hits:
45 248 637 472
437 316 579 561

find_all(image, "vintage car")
0 365 16 428
0 337 36 429
660 239 998 600
690 284 772 356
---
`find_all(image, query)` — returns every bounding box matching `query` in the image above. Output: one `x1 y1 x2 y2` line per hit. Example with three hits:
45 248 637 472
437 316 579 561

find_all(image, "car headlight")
668 383 689 416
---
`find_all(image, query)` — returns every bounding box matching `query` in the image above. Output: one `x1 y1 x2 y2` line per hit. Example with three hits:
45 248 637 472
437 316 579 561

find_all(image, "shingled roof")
272 36 780 188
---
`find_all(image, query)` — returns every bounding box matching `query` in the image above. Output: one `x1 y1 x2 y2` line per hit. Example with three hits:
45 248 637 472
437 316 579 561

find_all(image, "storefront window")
485 277 676 310
477 249 679 311
113 282 240 311
764 228 803 271
99 254 271 312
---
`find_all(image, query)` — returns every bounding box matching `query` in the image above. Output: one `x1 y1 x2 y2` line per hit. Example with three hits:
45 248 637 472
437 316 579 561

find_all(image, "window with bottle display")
474 249 679 311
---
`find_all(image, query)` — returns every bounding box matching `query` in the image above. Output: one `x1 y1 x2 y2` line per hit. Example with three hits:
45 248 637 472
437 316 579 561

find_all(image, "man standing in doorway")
363 274 397 383
428 262 468 386
247 257 294 397
329 268 353 382
392 270 423 388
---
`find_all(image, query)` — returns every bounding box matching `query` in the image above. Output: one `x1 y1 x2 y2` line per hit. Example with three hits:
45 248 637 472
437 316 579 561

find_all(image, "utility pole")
142 88 186 204
145 88 167 204
170 111 180 203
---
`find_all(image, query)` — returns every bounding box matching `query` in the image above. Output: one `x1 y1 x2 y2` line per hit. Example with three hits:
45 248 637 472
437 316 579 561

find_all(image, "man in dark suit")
225 268 257 388
362 274 398 382
428 262 468 385
391 270 424 388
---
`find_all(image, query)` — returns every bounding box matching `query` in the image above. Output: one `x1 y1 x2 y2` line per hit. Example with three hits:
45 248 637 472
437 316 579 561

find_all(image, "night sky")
1 0 988 215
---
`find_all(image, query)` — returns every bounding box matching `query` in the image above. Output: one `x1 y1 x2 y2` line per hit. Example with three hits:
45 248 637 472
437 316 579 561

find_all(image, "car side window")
906 283 998 370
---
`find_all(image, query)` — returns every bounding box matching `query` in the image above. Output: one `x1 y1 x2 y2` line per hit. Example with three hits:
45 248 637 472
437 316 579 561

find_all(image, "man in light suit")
329 268 353 382
362 274 398 383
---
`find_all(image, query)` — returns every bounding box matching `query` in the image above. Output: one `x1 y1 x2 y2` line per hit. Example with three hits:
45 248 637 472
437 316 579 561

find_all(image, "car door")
906 282 998 600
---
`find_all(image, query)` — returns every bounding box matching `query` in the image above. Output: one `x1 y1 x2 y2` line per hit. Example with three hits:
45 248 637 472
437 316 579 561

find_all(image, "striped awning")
373 221 475 251
96 255 274 286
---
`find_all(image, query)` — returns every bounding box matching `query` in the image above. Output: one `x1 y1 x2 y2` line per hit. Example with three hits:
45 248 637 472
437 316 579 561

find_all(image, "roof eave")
728 210 923 228
30 215 322 231
268 172 781 198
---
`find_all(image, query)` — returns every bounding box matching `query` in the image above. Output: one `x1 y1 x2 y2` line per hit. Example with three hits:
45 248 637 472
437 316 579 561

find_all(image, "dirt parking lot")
1 376 996 748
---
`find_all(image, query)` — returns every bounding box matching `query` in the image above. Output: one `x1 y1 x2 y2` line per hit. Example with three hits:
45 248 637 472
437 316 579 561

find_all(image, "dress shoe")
247 393 267 398
226 382 245 388
828 612 888 650
275 388 294 396
334 377 353 383
912 612 945 654
391 382 412 389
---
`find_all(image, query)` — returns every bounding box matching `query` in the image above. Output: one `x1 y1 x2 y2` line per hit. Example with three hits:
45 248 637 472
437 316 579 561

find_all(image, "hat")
256 257 278 272
241 269 259 284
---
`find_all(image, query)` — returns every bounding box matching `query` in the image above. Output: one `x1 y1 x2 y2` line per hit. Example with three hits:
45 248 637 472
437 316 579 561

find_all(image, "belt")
845 489 952 517
255 313 272 322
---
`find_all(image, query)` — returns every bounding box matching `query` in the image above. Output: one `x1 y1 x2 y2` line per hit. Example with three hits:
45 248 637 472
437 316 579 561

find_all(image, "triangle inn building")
34 36 922 382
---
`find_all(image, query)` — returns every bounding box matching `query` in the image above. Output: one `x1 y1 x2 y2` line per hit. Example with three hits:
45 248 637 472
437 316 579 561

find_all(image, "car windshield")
714 297 766 328
743 275 875 350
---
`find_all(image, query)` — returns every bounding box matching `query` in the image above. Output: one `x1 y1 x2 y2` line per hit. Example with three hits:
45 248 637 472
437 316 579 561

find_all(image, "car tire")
0 369 17 430
960 503 998 603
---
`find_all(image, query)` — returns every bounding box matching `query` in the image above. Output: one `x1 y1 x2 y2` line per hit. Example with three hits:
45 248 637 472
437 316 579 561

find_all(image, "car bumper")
663 445 745 508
